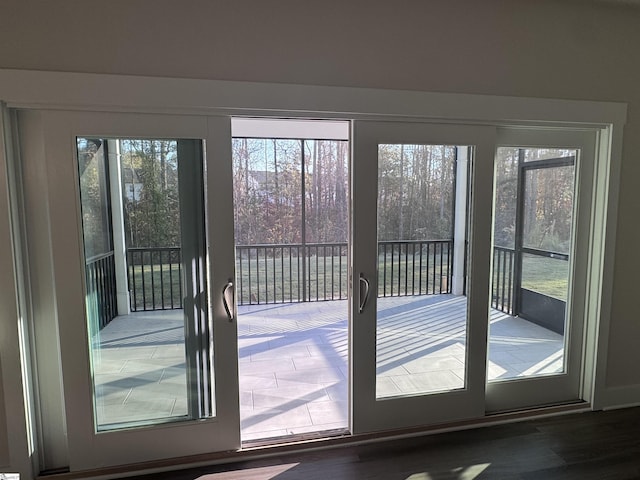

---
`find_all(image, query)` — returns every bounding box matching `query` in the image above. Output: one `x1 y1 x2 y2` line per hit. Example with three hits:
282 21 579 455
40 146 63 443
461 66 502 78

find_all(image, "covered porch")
93 294 563 442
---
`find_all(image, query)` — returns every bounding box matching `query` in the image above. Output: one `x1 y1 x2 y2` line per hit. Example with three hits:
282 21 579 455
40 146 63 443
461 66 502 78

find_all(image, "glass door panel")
40 111 239 471
352 121 496 434
488 147 575 382
78 137 211 430
487 130 595 412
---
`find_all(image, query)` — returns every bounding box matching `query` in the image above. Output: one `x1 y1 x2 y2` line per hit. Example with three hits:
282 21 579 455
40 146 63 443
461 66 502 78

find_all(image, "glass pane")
78 137 211 431
489 147 576 382
376 144 469 399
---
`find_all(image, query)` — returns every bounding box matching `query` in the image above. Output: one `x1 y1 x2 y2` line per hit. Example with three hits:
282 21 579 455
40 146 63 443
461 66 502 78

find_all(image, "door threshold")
241 428 351 449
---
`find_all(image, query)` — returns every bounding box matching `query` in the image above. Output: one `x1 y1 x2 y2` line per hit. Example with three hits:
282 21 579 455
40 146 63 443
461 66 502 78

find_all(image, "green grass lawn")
235 254 348 304
521 255 569 301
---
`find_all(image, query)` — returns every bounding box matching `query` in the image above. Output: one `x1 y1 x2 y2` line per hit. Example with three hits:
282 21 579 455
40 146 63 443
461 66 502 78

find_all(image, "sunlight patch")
406 463 490 480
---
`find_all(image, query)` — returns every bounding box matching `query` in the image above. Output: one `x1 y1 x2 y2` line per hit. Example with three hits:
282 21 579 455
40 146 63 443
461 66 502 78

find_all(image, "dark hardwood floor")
128 407 640 479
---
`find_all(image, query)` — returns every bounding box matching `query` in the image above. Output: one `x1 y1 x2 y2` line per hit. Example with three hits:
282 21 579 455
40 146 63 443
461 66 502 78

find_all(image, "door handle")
359 274 370 314
222 279 234 322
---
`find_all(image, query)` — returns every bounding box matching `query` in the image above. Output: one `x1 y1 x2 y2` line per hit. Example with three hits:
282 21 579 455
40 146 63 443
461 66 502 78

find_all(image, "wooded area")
79 139 576 259
232 139 459 246
232 138 349 245
377 144 456 241
120 139 181 249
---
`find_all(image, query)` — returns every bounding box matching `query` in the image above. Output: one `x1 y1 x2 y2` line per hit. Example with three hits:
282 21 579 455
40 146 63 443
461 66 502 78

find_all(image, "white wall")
1 0 640 472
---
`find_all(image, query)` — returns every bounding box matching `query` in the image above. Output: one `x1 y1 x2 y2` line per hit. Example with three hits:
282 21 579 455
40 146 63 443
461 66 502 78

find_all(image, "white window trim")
0 68 627 476
0 69 625 127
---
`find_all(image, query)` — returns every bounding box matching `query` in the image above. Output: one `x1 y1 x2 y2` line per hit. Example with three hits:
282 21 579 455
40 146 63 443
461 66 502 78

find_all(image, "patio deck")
93 295 563 442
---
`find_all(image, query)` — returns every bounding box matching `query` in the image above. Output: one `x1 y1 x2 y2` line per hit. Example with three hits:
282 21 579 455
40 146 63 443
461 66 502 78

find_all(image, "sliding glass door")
486 128 596 412
29 111 240 469
20 110 601 473
351 121 496 432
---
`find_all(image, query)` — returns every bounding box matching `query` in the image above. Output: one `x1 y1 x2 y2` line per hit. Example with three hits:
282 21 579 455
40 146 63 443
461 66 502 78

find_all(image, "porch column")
451 147 468 296
108 139 130 315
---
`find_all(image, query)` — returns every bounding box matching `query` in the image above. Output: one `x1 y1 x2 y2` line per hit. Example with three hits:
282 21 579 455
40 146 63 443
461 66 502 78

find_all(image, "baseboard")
601 384 640 410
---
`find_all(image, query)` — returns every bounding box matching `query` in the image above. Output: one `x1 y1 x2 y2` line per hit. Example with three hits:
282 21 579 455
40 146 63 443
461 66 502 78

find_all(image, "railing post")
452 147 468 295
301 139 308 302
108 139 131 316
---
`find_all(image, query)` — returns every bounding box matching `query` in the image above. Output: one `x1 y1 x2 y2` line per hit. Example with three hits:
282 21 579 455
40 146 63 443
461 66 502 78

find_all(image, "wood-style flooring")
127 406 640 479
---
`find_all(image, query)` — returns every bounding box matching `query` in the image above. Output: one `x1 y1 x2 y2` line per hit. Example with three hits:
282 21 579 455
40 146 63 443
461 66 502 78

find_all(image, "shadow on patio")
92 294 563 441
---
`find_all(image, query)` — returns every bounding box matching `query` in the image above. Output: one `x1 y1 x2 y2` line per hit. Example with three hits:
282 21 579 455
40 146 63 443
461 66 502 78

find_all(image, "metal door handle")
359 274 370 313
222 280 234 321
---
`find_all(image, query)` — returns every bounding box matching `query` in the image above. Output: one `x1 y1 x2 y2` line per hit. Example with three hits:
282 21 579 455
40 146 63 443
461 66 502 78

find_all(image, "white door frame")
0 69 626 476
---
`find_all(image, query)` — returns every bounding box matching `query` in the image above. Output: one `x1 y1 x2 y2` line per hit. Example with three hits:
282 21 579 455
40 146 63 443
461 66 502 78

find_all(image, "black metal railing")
491 246 515 314
235 243 348 305
378 240 453 297
125 242 517 313
127 247 183 311
85 251 117 329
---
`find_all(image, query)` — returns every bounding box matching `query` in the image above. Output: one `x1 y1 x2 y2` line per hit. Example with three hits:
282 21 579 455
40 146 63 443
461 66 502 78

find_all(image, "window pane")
78 138 211 431
376 144 469 398
488 147 576 382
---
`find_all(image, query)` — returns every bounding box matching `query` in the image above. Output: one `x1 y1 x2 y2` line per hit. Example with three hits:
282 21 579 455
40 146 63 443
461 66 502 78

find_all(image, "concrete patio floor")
92 294 564 442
